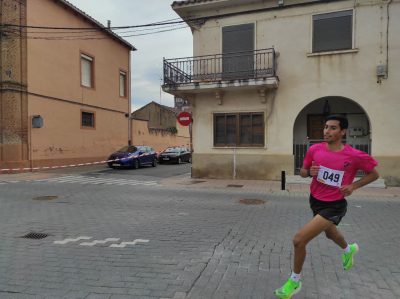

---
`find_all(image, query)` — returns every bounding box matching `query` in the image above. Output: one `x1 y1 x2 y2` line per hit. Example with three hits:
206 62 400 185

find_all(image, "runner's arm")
300 161 319 178
299 167 310 178
340 168 379 196
352 168 379 190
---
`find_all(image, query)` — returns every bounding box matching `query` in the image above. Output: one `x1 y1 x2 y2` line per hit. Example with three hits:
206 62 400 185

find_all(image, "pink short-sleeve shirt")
303 143 378 202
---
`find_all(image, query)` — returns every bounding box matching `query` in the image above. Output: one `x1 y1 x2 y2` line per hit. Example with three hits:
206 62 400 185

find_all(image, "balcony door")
222 23 254 80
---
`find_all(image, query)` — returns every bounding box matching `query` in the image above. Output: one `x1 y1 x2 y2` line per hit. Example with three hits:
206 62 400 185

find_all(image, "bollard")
281 171 286 190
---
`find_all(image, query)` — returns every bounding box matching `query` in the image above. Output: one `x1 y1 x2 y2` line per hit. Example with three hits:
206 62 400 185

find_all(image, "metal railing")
163 48 276 86
293 139 371 175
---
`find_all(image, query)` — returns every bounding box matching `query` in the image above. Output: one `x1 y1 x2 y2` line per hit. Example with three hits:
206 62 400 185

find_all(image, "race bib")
317 165 344 188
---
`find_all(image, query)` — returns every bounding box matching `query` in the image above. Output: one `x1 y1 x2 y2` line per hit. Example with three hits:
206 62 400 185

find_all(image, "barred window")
81 111 95 128
313 10 353 53
214 112 264 147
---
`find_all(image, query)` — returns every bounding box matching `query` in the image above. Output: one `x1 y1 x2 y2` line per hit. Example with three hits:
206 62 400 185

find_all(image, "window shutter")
222 24 254 54
313 10 353 53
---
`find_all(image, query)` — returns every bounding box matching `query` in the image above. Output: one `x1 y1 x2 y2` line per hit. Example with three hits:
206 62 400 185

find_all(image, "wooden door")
308 115 325 140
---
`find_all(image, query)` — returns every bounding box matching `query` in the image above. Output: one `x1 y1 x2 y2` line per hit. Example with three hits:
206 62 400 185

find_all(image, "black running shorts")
309 194 347 226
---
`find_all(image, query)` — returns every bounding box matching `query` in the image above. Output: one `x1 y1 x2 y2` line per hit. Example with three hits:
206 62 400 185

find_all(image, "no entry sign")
177 111 192 126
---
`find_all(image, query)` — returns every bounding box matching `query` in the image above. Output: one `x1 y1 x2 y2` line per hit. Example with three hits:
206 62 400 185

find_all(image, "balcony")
162 48 279 95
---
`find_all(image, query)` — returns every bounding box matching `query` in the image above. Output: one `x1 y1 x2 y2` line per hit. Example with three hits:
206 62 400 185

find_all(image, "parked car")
156 147 171 162
158 147 192 164
107 145 157 169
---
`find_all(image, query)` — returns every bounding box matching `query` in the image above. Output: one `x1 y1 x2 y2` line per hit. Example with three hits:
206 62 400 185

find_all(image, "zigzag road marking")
53 236 149 248
80 238 120 246
109 239 149 248
54 236 92 245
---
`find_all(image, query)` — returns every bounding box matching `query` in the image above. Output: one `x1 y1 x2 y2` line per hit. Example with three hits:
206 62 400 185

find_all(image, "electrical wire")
1 19 190 30
1 25 189 40
0 0 200 41
17 22 186 35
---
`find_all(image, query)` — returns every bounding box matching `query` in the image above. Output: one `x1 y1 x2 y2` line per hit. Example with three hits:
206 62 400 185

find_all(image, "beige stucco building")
163 0 400 185
0 0 135 170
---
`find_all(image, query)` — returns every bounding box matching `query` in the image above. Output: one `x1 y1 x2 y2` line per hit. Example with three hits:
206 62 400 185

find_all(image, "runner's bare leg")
324 225 347 249
293 215 333 273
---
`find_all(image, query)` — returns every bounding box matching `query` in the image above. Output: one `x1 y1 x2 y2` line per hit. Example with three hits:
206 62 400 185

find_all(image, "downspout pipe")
386 0 393 78
128 50 132 146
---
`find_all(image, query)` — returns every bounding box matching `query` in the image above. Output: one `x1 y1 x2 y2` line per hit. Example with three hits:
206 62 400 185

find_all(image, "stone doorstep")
286 175 386 188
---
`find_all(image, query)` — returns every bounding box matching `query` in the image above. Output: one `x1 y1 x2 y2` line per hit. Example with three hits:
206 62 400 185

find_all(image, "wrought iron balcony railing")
163 48 276 86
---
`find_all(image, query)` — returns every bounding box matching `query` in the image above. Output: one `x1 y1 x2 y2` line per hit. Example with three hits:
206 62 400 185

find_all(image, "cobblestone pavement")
0 169 399 299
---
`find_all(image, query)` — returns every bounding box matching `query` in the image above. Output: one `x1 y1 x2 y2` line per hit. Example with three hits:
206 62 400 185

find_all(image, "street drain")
239 199 266 205
227 184 243 188
33 196 58 201
21 232 48 239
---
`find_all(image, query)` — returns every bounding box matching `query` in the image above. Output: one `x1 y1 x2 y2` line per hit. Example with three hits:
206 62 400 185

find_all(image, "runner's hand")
310 161 320 177
340 184 354 196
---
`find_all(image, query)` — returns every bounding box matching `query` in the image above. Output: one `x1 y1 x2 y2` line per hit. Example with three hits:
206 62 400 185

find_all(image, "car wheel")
133 159 139 169
152 159 157 167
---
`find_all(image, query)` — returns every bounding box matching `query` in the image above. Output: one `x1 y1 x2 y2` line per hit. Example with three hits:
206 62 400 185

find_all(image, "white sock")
290 271 301 282
344 244 351 253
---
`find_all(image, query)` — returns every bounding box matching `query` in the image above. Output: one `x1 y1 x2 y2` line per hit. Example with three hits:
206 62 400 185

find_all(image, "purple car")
107 145 157 169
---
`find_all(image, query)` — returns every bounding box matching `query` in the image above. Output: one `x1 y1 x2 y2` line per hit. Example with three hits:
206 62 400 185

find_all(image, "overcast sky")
67 0 193 111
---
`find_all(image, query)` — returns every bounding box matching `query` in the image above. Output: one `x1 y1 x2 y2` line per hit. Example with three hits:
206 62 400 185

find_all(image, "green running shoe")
342 243 359 270
274 278 302 299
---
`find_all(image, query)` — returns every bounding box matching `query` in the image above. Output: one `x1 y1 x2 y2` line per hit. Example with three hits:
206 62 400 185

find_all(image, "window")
312 10 353 53
214 112 264 147
119 71 127 97
81 53 94 87
81 111 95 128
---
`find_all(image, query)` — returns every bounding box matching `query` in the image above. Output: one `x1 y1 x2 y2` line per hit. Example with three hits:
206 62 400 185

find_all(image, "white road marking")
36 175 159 186
54 236 92 244
80 238 120 246
53 236 149 248
109 239 149 248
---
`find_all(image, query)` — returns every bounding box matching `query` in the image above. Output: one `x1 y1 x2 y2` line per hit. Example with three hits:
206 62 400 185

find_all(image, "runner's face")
323 120 346 143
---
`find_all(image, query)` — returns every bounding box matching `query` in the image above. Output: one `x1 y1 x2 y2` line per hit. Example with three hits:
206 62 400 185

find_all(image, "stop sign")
177 111 192 126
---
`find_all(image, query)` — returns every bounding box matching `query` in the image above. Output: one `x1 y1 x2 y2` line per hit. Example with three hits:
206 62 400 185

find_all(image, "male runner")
274 114 379 298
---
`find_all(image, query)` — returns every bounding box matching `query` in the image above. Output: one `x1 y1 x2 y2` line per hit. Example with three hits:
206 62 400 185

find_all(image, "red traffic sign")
177 111 192 126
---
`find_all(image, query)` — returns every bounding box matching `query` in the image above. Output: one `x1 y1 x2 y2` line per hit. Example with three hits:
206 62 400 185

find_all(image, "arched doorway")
293 96 371 174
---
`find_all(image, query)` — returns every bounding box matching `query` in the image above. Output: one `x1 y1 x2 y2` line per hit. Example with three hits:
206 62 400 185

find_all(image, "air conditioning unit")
348 127 363 137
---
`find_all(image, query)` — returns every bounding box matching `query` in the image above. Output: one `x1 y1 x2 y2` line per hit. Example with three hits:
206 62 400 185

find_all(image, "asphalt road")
38 161 192 181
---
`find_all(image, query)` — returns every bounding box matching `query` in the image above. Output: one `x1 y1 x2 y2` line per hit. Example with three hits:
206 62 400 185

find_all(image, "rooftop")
57 0 136 51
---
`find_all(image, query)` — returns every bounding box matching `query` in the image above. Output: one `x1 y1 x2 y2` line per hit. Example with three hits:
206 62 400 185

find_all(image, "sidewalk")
161 173 400 198
2 167 399 198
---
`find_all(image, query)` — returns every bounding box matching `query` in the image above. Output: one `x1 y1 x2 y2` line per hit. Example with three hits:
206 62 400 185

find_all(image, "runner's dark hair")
325 114 348 129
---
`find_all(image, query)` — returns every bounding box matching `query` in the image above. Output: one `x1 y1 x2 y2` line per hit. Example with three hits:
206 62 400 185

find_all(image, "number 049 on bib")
317 166 344 188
